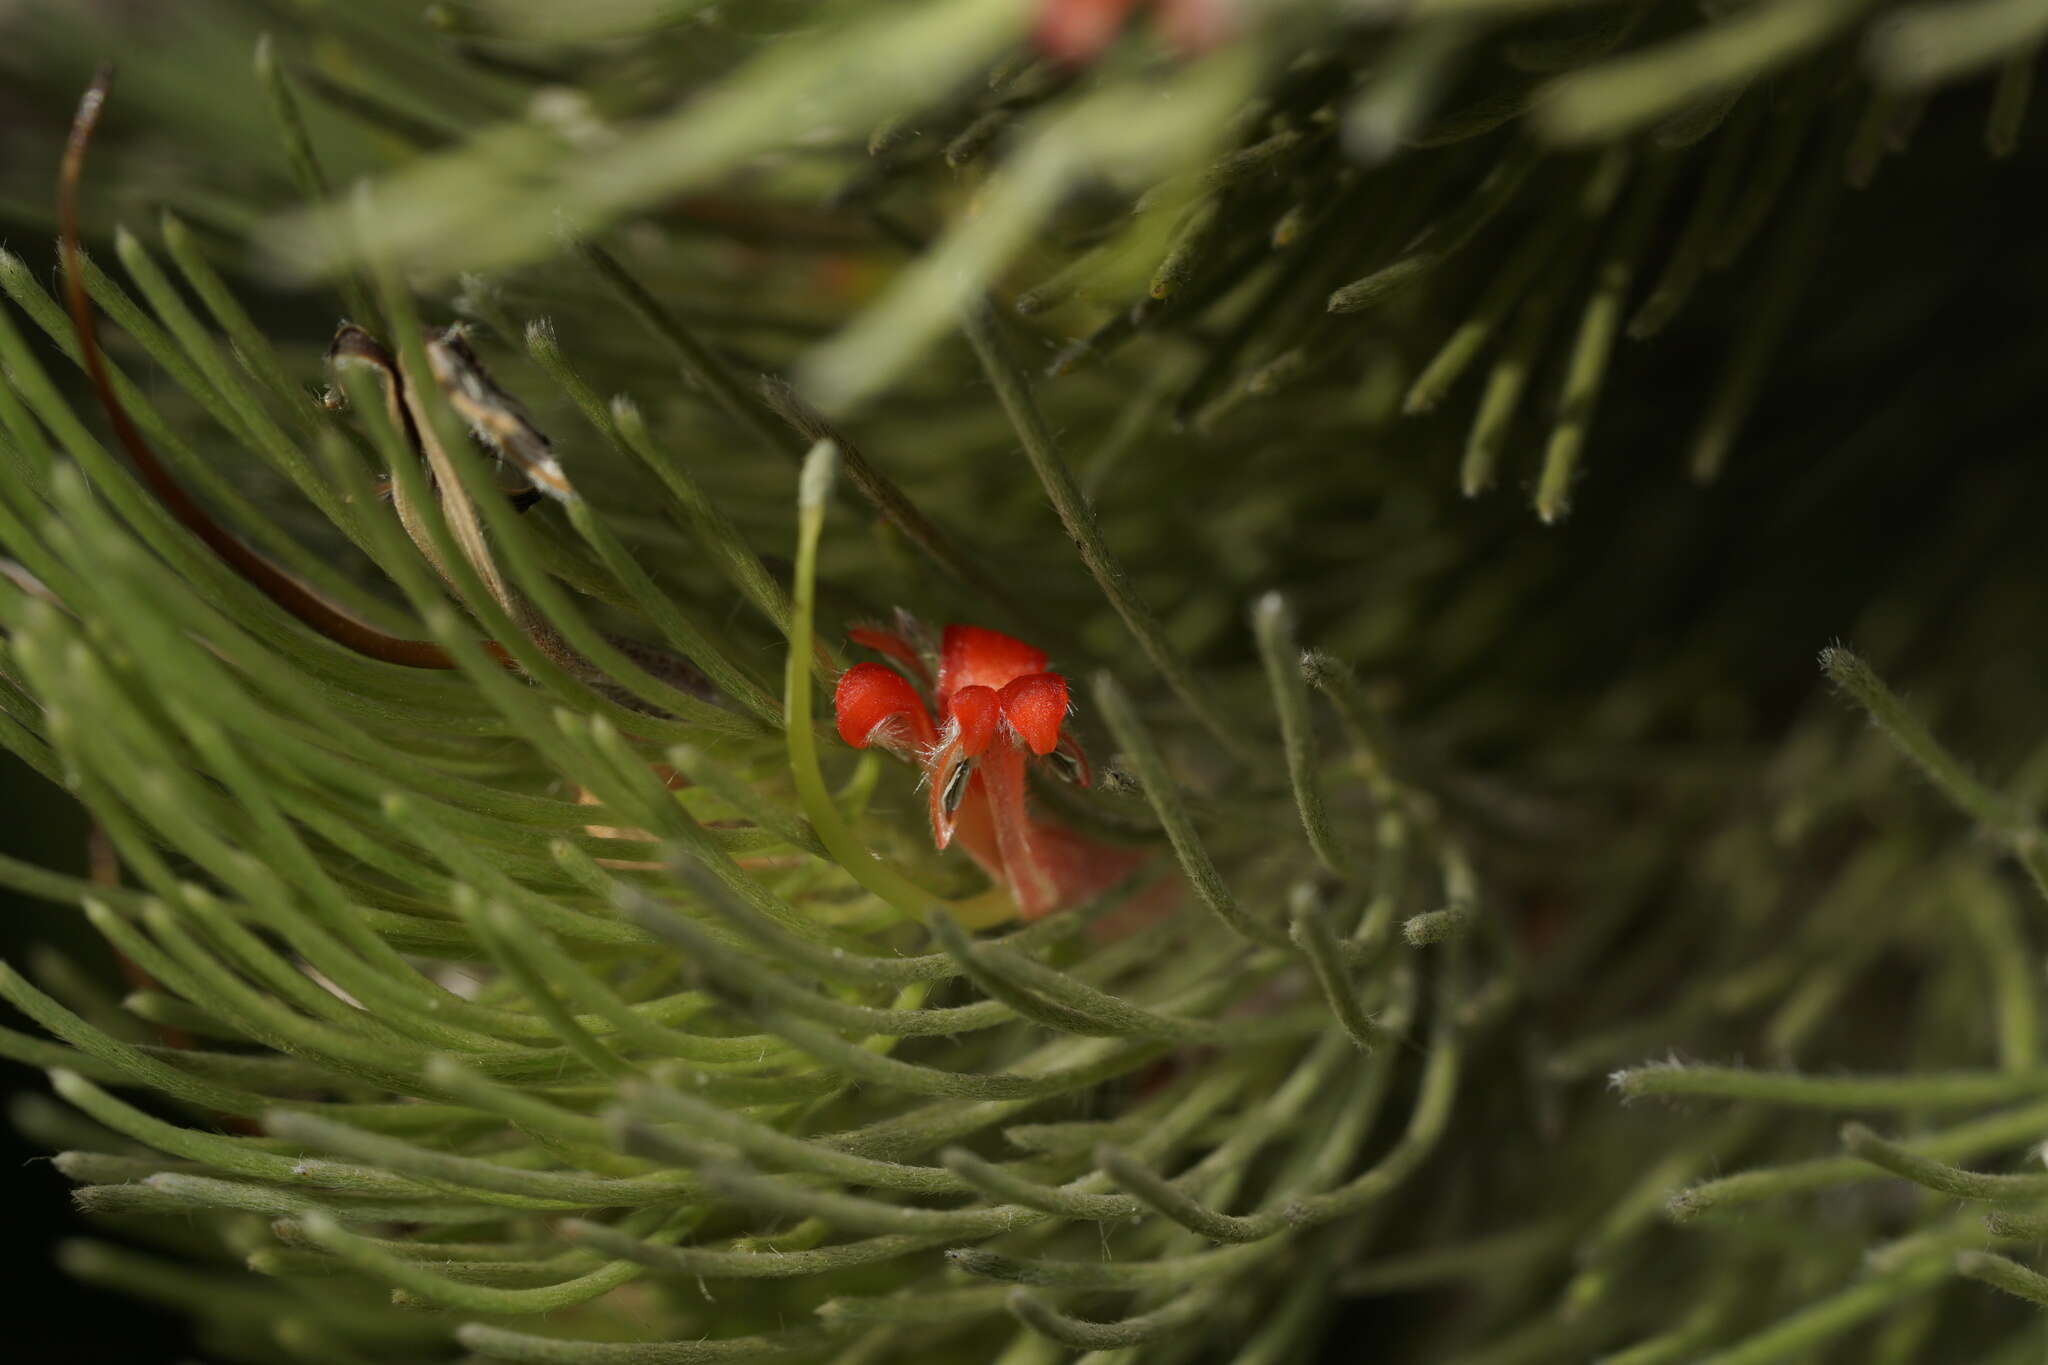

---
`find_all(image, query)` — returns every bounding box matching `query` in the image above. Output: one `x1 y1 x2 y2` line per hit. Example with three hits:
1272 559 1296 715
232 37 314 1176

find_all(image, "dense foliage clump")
2 2 2048 1362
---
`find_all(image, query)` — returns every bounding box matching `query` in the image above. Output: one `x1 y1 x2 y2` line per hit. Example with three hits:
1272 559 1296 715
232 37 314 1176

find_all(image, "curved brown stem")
57 68 493 670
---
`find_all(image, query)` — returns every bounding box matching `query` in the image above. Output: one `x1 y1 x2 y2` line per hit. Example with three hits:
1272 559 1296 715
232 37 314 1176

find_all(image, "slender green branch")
783 438 1014 929
1820 647 2021 831
1689 1258 1949 1365
1618 1061 2048 1109
1843 1122 2048 1200
1253 593 1353 877
963 300 1253 763
1092 671 1286 947
1290 885 1379 1050
1956 1250 2048 1307
1005 1287 1214 1349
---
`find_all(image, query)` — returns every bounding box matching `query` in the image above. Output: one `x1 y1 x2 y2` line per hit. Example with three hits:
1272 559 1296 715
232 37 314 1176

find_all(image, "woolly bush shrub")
3 2 2048 1361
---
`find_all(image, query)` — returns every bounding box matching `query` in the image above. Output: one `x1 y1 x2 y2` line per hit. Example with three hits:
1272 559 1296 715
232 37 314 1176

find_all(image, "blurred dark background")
0 753 196 1360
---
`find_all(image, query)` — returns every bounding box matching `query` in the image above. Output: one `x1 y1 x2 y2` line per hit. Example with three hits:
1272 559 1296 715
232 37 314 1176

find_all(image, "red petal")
1013 821 1147 921
998 672 1068 755
1158 0 1236 52
834 663 936 751
848 625 932 689
929 685 1000 850
943 775 1003 873
945 684 1002 757
1034 0 1142 62
978 744 1058 916
938 624 1050 702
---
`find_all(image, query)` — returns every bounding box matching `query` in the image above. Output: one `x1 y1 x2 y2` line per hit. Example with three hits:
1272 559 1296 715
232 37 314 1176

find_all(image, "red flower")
834 620 1138 919
1034 0 1236 64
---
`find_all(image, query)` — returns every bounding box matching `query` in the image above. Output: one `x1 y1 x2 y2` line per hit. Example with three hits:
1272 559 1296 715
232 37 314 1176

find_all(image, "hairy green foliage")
0 2 2045 1363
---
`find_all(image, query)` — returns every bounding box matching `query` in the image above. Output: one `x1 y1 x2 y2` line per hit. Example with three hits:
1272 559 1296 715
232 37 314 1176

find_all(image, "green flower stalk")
2 2 2048 1362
